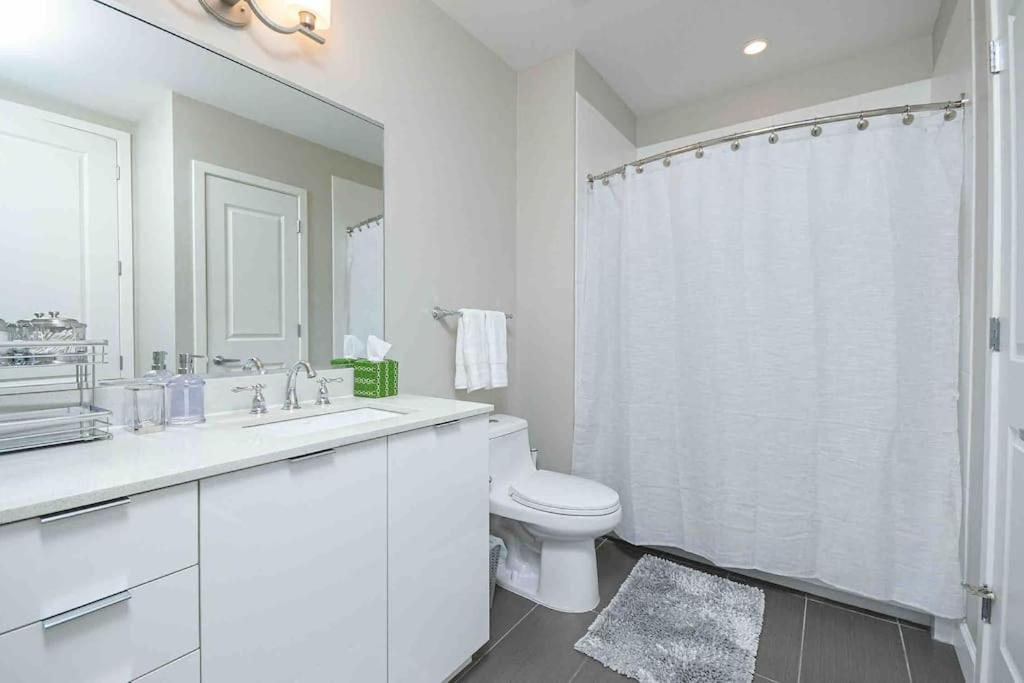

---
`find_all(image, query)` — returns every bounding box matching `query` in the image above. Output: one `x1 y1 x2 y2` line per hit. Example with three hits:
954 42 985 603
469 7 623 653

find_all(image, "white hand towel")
484 310 508 388
455 309 490 392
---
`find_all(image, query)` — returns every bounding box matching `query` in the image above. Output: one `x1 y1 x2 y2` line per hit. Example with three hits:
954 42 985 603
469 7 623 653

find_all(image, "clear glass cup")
124 383 166 434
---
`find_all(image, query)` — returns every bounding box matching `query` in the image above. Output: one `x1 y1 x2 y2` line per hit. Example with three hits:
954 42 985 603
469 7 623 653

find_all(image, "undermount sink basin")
246 407 403 437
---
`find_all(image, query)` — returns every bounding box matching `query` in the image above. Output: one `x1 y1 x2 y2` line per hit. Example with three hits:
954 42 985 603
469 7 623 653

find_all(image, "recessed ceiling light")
743 39 768 56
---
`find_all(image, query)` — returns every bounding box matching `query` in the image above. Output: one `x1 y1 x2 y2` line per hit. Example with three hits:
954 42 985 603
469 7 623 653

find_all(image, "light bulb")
743 39 768 56
289 0 331 29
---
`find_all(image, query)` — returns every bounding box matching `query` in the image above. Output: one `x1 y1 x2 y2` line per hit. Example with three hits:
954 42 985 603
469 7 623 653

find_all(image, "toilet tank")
488 414 535 487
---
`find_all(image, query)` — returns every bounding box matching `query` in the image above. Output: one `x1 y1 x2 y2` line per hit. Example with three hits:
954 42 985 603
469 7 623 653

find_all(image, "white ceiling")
430 0 943 115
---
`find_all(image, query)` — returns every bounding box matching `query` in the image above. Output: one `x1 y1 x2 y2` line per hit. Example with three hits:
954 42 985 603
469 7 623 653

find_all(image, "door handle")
39 497 131 524
213 355 241 365
289 448 336 464
42 590 132 629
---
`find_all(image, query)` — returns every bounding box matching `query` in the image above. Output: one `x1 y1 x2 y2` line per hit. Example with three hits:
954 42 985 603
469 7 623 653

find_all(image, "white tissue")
366 335 392 362
343 335 365 359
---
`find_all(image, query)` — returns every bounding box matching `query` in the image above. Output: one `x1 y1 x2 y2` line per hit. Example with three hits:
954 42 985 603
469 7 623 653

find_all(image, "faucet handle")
314 376 344 406
233 383 268 415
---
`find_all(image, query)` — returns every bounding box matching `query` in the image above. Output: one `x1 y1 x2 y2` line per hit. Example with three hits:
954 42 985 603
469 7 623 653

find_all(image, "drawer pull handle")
434 419 460 429
42 590 132 629
39 497 131 524
289 448 335 463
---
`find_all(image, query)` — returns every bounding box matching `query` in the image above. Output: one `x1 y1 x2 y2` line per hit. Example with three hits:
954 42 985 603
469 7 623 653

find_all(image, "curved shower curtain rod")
587 96 969 184
345 214 384 235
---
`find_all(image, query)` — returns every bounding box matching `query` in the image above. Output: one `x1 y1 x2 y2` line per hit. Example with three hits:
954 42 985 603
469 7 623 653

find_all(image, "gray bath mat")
575 554 764 683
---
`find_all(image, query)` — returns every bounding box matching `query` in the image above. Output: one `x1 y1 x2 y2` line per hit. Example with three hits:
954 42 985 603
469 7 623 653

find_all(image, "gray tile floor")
456 538 964 683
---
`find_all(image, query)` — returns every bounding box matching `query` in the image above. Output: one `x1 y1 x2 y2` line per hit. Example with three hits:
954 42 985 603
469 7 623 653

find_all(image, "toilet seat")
509 471 620 517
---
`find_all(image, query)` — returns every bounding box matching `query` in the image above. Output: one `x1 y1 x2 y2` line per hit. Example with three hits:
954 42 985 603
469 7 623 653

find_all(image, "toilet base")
491 516 603 613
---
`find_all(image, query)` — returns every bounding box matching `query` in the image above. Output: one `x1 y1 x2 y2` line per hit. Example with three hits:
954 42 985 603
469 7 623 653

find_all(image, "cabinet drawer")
0 565 199 683
0 483 198 634
134 650 200 683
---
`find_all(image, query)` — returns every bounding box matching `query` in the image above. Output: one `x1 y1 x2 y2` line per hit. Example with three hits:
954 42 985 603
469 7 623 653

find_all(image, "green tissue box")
330 358 359 368
353 359 399 398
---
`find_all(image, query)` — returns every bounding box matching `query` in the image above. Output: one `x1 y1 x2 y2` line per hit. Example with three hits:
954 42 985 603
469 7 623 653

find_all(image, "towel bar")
432 306 513 321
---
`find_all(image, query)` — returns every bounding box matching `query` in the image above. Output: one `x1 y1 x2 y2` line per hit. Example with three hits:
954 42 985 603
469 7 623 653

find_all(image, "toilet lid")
509 471 621 517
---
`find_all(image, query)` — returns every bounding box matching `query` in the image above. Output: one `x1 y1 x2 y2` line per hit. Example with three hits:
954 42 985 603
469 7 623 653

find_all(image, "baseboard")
939 619 976 682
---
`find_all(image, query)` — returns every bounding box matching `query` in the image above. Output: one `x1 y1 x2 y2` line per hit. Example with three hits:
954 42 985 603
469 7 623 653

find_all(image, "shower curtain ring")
810 120 823 137
695 146 705 159
730 140 741 151
768 131 779 144
856 114 869 130
662 157 671 167
902 106 915 126
944 103 957 121
636 164 644 173
601 177 610 186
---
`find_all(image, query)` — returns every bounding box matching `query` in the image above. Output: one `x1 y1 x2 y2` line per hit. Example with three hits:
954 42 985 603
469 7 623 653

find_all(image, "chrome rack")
0 340 113 454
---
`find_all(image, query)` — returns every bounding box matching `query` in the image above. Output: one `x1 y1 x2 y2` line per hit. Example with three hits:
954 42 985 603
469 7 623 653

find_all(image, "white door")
0 100 126 381
195 164 307 375
981 0 1024 680
199 440 388 682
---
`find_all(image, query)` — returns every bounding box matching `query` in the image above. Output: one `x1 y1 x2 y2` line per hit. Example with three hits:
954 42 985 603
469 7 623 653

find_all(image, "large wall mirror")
0 1 384 381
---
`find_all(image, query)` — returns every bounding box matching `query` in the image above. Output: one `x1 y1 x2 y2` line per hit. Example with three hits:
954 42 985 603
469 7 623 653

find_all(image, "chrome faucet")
283 360 317 410
242 356 265 375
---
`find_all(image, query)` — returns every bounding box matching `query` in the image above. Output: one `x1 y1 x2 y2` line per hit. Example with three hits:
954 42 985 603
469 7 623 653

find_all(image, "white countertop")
0 394 493 525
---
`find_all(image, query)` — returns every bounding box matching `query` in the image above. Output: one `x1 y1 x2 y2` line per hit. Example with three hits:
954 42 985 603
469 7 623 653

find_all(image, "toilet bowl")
488 414 622 613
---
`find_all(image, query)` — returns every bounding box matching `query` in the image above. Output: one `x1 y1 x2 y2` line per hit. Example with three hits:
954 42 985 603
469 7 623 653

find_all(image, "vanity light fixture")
198 0 331 45
743 39 768 56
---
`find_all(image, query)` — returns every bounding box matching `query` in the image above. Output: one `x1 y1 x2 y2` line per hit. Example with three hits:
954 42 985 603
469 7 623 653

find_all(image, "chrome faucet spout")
242 356 265 375
283 360 317 410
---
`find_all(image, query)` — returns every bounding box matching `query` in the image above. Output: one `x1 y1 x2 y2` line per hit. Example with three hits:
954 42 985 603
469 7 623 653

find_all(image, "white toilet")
488 414 622 613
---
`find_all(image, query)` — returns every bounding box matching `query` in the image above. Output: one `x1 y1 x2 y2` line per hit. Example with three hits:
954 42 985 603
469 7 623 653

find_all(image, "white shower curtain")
346 219 384 340
574 110 964 618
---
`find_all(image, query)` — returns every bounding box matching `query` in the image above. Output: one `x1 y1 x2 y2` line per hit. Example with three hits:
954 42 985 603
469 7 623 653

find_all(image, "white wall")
132 93 175 373
637 36 936 148
512 52 577 471
108 0 517 403
512 52 636 474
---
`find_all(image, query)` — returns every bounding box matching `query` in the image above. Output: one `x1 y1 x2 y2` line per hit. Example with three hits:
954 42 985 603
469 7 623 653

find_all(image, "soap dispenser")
167 352 206 425
143 351 172 384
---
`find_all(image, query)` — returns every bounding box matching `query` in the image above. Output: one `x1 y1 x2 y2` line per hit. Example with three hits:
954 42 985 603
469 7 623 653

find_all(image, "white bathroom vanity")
0 395 492 682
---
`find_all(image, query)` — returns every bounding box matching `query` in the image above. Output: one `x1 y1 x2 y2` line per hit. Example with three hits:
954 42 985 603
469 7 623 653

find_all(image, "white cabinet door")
387 416 490 683
199 439 387 682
